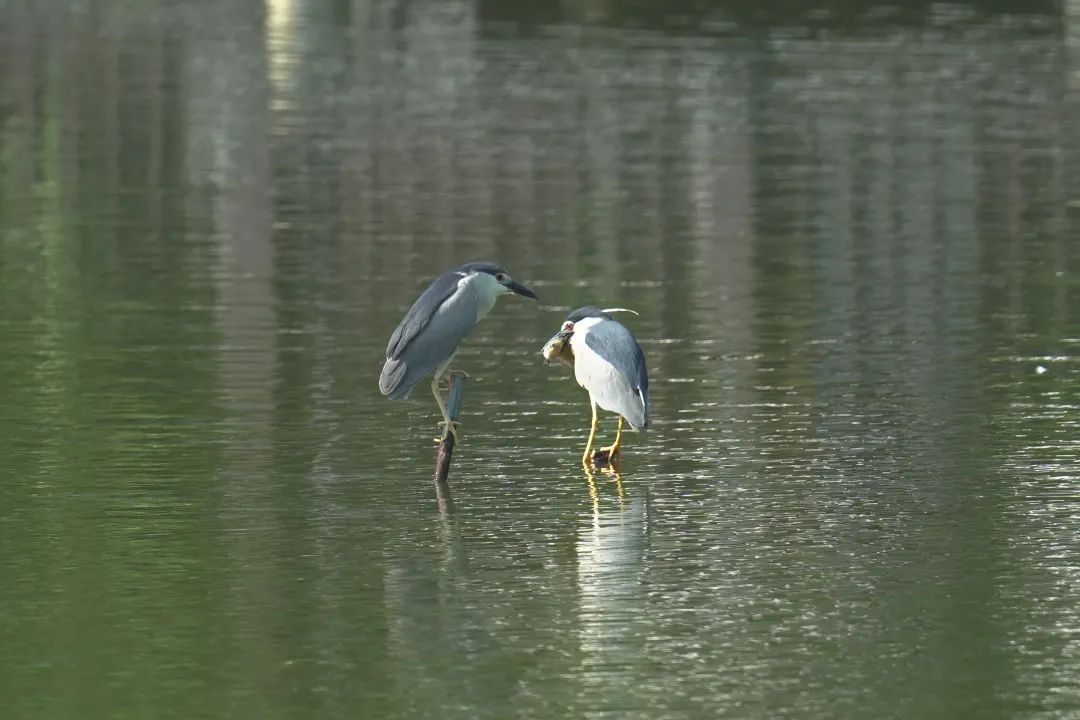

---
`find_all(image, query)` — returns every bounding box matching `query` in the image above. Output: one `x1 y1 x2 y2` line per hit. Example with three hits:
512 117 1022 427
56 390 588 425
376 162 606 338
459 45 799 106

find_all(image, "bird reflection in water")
582 464 626 528
575 465 650 683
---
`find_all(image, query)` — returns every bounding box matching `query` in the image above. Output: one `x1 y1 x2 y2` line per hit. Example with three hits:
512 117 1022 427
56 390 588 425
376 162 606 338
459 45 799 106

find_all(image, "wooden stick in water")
434 372 467 493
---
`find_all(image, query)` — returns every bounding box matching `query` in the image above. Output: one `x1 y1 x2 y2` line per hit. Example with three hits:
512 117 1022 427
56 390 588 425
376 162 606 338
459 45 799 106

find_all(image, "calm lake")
1 1 1078 718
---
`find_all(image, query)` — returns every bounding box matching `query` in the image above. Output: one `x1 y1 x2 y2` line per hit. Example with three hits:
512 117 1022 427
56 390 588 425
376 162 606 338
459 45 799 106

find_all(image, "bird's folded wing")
380 273 478 399
386 271 461 360
582 321 650 428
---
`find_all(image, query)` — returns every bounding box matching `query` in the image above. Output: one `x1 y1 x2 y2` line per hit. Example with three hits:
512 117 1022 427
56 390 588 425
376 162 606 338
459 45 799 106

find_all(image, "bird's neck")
570 316 603 345
462 271 500 321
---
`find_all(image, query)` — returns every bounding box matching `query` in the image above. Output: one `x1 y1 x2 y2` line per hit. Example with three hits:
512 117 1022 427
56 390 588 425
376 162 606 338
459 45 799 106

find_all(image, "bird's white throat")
460 271 503 322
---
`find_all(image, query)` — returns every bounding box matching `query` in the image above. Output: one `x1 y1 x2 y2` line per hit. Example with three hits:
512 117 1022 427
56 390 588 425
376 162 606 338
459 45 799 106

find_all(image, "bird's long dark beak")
508 280 538 300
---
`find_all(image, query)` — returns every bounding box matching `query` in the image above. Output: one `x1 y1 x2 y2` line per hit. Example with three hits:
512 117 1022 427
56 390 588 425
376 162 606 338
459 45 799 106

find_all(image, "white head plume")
601 307 639 316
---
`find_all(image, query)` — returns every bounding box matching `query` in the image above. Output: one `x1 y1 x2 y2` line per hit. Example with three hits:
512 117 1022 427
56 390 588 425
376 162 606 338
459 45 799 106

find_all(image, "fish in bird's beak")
508 280 538 300
542 328 574 367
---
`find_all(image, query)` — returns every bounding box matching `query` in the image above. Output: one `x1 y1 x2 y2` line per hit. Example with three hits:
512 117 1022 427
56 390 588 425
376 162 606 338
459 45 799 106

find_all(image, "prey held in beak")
542 330 574 367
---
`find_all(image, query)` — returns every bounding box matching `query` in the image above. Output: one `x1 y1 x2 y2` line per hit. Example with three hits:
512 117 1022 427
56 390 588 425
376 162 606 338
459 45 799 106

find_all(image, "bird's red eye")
495 273 507 282
563 321 574 331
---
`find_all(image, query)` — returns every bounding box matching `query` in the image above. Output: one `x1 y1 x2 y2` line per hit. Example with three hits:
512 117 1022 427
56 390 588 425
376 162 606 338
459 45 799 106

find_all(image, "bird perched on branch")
380 261 538 442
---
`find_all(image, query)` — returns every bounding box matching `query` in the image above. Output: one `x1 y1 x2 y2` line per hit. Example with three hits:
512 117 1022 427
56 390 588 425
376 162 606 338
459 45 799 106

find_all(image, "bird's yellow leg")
596 416 624 463
431 376 460 443
581 400 600 466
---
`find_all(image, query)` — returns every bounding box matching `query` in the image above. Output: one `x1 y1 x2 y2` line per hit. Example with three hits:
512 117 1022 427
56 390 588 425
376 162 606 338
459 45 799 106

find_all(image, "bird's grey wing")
584 321 650 428
385 271 461 361
379 273 476 399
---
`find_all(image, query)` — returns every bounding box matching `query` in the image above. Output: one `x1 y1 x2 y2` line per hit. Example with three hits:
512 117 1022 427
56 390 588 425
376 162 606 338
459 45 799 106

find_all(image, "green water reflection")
1 2 1078 719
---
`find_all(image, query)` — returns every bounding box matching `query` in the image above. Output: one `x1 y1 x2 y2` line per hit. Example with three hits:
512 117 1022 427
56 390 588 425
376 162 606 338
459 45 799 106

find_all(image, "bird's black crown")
455 261 507 276
565 306 608 323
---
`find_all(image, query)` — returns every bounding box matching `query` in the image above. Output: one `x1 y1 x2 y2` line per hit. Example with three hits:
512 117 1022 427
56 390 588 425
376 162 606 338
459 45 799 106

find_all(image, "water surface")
1 2 1078 718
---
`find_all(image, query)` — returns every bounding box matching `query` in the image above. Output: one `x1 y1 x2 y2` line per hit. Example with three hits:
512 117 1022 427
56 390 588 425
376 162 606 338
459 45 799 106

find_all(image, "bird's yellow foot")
438 370 471 389
434 420 461 444
592 445 621 466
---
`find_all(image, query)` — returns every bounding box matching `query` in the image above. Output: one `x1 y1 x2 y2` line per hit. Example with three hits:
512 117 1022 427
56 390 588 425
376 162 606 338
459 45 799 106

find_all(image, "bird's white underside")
570 317 646 426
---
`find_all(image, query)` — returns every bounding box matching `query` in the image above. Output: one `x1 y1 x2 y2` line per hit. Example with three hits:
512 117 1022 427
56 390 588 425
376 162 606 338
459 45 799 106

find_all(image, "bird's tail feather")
379 359 410 399
632 387 650 429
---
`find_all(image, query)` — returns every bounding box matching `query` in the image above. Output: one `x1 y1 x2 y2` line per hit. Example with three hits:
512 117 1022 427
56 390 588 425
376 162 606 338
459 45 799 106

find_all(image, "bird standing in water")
380 261 538 442
542 306 650 466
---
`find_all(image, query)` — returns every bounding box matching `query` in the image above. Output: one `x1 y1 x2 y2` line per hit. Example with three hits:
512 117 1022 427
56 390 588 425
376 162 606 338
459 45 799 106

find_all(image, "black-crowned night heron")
379 261 538 442
542 306 650 465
